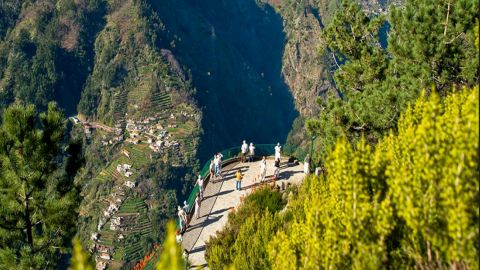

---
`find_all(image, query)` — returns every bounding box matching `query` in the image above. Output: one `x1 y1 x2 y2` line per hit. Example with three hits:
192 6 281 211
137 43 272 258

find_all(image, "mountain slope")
149 0 298 161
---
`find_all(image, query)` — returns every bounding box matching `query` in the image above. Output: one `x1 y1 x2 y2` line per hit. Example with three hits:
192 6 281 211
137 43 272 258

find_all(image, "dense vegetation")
205 187 289 269
0 0 106 115
0 1 202 268
204 0 478 268
0 103 81 269
306 0 478 164
0 0 477 269
206 86 478 269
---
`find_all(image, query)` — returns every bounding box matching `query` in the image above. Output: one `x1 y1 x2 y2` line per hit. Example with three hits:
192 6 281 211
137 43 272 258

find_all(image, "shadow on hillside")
150 0 298 163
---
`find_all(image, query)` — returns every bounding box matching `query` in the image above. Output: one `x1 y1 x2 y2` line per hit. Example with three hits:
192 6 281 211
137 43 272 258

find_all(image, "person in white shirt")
177 206 187 233
259 156 267 182
194 193 201 218
209 159 215 180
274 143 281 160
248 143 255 162
196 174 204 200
213 154 220 176
183 200 189 214
241 140 248 163
217 152 224 173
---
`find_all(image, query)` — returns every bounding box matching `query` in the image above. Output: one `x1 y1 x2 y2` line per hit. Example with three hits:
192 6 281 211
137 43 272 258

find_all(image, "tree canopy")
0 102 81 269
206 85 478 269
307 0 478 164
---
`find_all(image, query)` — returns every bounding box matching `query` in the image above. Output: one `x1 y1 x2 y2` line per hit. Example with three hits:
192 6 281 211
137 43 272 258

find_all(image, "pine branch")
33 227 62 254
0 221 23 231
443 1 451 36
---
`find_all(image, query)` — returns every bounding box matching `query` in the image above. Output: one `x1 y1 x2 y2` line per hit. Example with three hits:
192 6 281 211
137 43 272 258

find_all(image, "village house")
99 252 110 260
91 232 99 241
124 180 135 188
110 217 123 231
96 261 106 270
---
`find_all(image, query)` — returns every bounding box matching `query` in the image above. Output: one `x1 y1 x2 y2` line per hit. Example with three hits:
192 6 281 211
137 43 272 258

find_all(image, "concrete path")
181 158 305 269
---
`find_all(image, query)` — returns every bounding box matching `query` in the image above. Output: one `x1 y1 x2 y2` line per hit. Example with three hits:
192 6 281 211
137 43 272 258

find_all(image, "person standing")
194 193 201 219
213 154 220 176
177 206 187 233
241 140 248 163
196 174 204 200
209 159 215 180
183 200 190 214
274 143 281 160
260 156 267 182
235 169 243 191
217 152 224 174
274 157 281 179
248 143 255 162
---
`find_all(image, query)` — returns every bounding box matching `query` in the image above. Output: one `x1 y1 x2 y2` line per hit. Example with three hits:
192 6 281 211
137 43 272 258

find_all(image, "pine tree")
0 102 80 269
307 0 478 164
388 0 478 95
270 86 478 269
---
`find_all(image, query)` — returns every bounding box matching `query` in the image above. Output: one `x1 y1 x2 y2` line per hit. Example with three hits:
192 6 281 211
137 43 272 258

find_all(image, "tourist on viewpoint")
213 154 220 176
274 142 281 160
248 142 255 162
217 152 224 173
274 157 281 179
194 193 201 219
177 205 187 233
260 156 267 182
241 140 248 163
196 173 204 200
235 169 243 191
209 159 215 180
183 200 190 214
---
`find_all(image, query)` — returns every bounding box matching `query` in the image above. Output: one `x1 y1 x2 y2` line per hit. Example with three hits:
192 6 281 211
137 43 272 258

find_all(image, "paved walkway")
181 158 305 269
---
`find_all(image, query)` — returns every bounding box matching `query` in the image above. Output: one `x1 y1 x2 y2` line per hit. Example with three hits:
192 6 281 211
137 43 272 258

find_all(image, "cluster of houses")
91 185 128 270
82 110 199 270
101 134 124 146
92 240 112 270
116 163 134 178
124 117 181 153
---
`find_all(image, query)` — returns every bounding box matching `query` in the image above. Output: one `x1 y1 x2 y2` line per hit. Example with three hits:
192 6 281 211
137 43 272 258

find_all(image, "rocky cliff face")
263 0 403 159
258 0 339 158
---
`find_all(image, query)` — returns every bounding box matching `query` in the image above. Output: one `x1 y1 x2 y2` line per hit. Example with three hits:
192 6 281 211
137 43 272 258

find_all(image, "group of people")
240 140 257 163
177 141 284 235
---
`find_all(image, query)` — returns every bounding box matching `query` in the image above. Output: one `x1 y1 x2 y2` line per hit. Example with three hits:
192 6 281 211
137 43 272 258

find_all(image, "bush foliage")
206 86 478 269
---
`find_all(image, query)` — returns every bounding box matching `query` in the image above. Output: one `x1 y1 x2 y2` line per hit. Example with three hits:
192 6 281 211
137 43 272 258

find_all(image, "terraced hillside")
74 1 202 269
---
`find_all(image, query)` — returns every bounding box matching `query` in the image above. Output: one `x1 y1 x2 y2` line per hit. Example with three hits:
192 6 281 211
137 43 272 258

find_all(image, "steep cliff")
149 0 298 161
263 0 404 159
